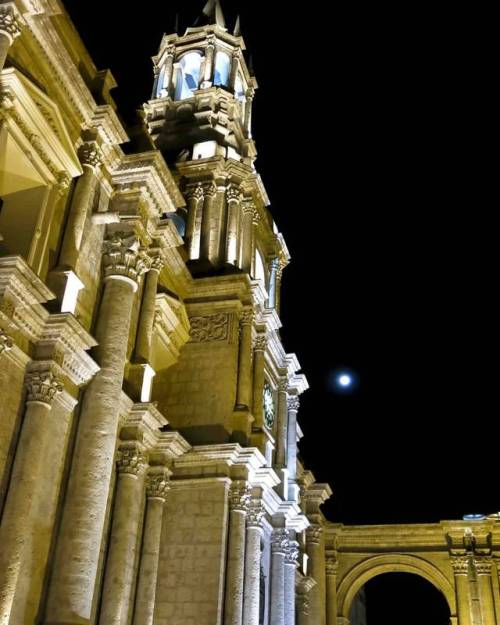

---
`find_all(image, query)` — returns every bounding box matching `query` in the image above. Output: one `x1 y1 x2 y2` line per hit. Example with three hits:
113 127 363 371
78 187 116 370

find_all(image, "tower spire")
194 0 226 29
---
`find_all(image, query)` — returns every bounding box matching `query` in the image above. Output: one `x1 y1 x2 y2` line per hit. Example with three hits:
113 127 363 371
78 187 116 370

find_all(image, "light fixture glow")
339 374 352 387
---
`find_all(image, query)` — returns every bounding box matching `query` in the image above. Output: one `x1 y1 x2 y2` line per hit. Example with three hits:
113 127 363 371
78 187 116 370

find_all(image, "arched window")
214 51 231 87
174 52 202 101
234 72 246 102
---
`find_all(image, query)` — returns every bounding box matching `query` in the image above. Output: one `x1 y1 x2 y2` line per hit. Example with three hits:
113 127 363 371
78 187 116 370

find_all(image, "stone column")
0 3 22 71
133 470 169 625
325 552 339 625
245 87 255 137
275 379 288 468
241 201 254 273
236 309 253 409
243 500 265 625
267 257 280 309
58 140 102 270
224 481 251 625
250 208 260 277
0 369 62 625
275 260 286 315
306 524 326 625
159 44 175 96
99 446 147 625
230 48 242 90
475 558 497 625
225 184 242 266
286 397 300 502
284 540 299 625
44 234 150 625
185 183 204 260
135 255 163 362
452 557 472 625
200 35 216 88
200 181 217 262
252 335 267 431
296 593 310 625
270 528 288 625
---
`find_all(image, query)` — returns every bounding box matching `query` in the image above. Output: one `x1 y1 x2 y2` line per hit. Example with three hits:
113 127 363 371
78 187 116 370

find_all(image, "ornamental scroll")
189 313 230 343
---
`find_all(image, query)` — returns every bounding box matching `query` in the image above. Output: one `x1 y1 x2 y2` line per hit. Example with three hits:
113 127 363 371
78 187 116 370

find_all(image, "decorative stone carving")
278 379 288 393
226 184 241 202
287 396 300 412
185 183 204 201
78 140 102 169
146 472 170 499
150 255 165 273
325 552 338 575
306 524 323 545
253 335 267 351
474 557 492 576
251 207 261 225
285 540 300 565
246 500 265 528
202 181 217 197
102 233 151 284
451 556 469 576
0 4 22 42
0 330 14 354
56 170 72 193
116 447 147 476
296 593 310 616
25 370 63 406
189 313 229 343
241 199 255 216
239 309 253 327
229 481 251 512
271 528 289 554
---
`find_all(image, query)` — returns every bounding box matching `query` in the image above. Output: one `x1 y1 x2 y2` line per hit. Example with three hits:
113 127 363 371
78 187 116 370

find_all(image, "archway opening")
349 572 451 625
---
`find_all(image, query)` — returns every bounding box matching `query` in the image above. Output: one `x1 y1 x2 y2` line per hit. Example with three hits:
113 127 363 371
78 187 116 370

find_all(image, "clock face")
263 382 275 429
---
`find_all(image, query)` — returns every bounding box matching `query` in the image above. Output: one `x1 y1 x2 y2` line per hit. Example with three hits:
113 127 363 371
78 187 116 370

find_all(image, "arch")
337 554 456 618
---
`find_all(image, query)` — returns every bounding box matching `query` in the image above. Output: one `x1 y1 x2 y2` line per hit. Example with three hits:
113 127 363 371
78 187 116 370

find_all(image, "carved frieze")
189 313 229 343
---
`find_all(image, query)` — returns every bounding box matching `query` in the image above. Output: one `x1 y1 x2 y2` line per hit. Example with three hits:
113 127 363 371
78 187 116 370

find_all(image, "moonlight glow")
339 374 352 387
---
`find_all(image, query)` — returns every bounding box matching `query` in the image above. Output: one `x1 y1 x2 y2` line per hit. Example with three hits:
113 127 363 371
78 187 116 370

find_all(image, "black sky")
63 0 496 528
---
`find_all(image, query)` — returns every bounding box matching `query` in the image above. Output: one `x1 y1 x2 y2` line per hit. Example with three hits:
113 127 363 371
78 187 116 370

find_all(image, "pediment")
0 67 82 182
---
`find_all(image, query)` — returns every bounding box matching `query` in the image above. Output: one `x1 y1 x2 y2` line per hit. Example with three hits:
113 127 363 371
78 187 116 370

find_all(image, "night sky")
63 0 493 619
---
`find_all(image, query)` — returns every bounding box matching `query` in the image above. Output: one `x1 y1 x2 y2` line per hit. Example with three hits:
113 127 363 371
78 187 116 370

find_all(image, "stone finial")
253 335 268 352
116 447 147 476
25 370 63 407
271 528 289 555
0 330 14 354
78 140 102 169
306 524 323 545
246 499 265 528
287 396 300 412
451 556 469 576
229 481 251 512
102 233 151 285
0 3 22 43
146 472 170 499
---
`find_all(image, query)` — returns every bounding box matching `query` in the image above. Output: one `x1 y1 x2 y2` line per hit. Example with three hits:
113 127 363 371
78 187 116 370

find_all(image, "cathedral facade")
1 2 500 625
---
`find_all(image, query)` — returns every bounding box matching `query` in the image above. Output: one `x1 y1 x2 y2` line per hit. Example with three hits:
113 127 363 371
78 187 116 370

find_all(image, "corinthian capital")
78 140 102 170
146 472 170 499
246 499 265 528
271 528 289 555
116 447 147 476
226 184 241 202
0 4 22 43
253 335 268 352
102 233 151 286
0 330 14 354
287 396 300 412
185 183 204 202
306 524 323 545
451 556 469 576
474 557 493 576
202 181 217 198
286 540 300 565
25 370 63 407
239 308 253 327
229 481 251 512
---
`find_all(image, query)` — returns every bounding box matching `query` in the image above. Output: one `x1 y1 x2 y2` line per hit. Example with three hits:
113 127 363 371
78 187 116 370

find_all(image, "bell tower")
143 0 263 276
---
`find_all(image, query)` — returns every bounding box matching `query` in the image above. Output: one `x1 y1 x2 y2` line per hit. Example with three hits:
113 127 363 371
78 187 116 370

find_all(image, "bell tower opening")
350 572 452 625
